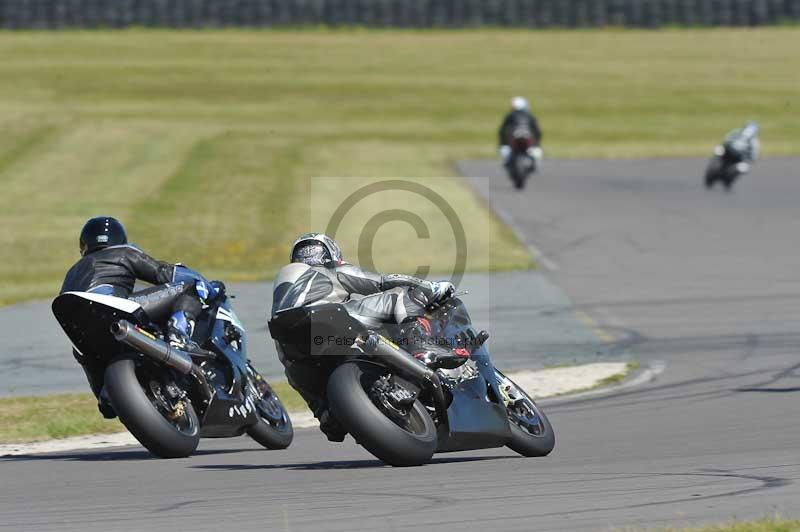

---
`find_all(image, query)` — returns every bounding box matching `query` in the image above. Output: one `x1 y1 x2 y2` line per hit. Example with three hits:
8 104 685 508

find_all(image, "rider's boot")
97 386 116 419
413 347 470 370
310 399 346 442
81 363 116 419
406 317 470 370
167 310 203 353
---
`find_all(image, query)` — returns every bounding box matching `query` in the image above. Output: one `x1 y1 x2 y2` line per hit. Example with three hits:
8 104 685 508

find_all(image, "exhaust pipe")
112 320 195 374
358 334 449 425
111 320 212 401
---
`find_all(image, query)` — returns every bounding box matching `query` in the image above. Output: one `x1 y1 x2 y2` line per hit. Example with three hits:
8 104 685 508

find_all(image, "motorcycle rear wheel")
104 357 199 458
495 369 555 457
510 157 530 189
328 361 437 467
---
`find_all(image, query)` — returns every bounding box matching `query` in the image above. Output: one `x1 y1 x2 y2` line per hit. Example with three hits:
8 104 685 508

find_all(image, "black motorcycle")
705 142 748 190
268 292 555 466
506 128 539 189
53 284 293 458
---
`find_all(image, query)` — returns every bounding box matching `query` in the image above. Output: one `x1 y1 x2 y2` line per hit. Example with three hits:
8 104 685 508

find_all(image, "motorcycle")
268 292 555 466
705 141 750 190
506 128 540 190
52 277 293 458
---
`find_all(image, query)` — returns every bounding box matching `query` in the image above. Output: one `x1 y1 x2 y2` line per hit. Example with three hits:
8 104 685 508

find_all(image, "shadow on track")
193 455 515 472
737 387 800 393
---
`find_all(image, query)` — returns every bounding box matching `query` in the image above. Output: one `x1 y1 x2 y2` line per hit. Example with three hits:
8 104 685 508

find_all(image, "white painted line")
491 204 560 271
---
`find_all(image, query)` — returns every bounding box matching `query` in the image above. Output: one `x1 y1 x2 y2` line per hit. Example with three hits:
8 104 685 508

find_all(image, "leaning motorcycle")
268 292 554 466
705 141 748 190
53 276 293 458
506 128 539 190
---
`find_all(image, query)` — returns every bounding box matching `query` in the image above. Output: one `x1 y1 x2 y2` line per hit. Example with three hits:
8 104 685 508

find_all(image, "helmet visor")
292 242 331 266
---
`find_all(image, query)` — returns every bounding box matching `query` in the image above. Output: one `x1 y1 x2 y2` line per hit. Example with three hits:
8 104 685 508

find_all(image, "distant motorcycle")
53 281 293 458
506 128 541 190
705 145 746 190
705 122 759 190
268 290 555 466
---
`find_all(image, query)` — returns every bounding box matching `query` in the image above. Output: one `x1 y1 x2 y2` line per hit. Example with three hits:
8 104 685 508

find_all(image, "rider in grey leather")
271 233 456 441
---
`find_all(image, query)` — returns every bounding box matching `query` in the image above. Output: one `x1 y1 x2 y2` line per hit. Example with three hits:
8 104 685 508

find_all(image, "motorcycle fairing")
436 374 511 452
196 297 259 437
52 292 148 363
434 300 512 452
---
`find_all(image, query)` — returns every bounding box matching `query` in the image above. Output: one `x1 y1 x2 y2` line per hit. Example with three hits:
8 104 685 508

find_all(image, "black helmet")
290 233 343 266
79 216 127 256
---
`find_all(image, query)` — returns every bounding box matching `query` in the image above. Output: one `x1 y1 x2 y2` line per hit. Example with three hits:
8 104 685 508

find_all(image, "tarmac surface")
2 157 800 531
0 271 601 396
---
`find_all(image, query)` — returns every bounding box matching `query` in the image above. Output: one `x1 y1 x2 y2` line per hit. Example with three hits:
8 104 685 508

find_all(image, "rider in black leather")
498 97 542 147
271 232 461 441
61 216 209 417
498 96 543 166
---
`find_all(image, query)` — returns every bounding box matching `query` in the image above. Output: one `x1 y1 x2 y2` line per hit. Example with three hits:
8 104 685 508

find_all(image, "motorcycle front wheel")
705 156 723 188
246 366 294 450
104 357 200 458
327 361 437 467
495 369 555 457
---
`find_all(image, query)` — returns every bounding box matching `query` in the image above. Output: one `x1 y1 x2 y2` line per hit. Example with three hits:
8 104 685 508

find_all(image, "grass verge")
640 518 800 531
0 361 640 444
2 28 800 303
0 382 306 444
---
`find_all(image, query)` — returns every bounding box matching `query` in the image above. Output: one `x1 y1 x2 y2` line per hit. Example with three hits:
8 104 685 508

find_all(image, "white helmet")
511 97 529 111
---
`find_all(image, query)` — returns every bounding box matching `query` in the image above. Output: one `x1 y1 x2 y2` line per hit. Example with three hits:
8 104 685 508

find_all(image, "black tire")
705 156 723 188
496 369 555 457
512 156 529 189
327 362 437 467
722 169 740 191
104 358 199 458
247 390 294 450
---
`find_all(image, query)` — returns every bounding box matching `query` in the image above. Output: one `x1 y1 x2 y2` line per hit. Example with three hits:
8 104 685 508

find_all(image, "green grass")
0 382 307 444
1 28 799 304
0 393 125 443
270 381 308 415
640 518 800 531
597 360 641 386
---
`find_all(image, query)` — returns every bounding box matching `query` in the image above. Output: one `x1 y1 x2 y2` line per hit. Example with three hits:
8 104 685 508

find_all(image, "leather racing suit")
270 261 453 439
60 244 208 403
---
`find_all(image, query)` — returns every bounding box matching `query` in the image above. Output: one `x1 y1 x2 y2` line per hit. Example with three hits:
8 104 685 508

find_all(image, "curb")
1 361 662 457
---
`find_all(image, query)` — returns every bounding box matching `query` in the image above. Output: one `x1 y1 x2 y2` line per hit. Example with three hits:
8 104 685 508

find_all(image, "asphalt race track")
0 271 602 396
2 157 800 531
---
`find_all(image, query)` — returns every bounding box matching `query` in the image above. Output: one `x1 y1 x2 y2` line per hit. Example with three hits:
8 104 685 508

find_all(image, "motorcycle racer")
271 232 463 441
60 216 218 417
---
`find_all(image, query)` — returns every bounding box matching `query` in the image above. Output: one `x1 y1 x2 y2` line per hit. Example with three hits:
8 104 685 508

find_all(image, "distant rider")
60 216 218 417
271 232 463 441
718 121 760 175
498 96 543 167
